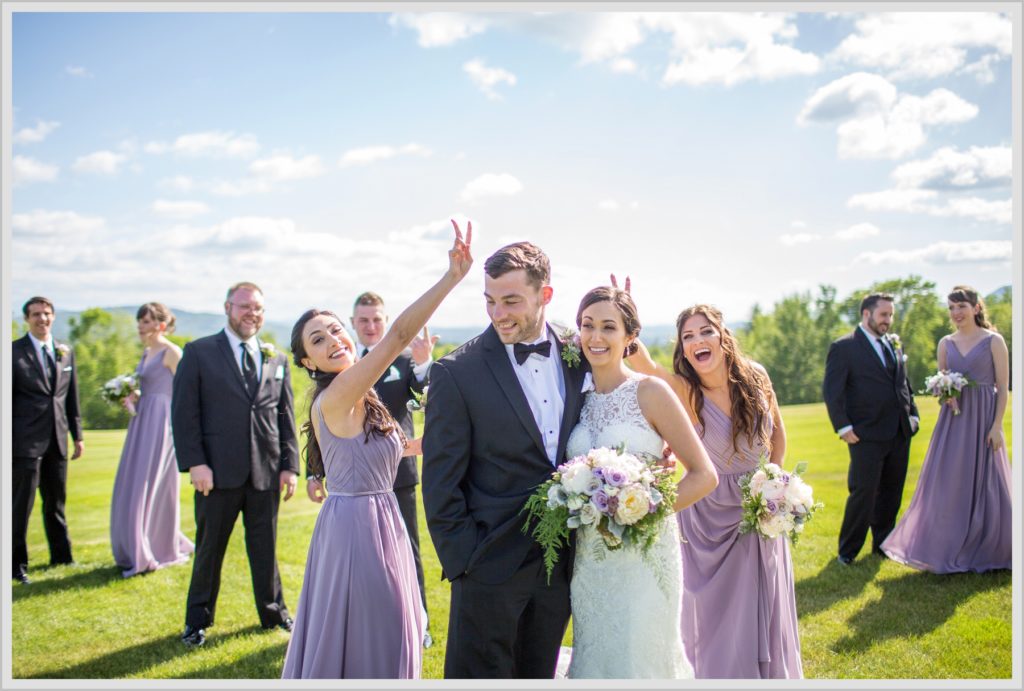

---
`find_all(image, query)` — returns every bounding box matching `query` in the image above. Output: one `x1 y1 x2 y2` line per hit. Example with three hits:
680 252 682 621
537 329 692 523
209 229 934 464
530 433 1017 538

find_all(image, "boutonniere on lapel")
884 333 908 362
559 327 581 369
259 342 277 361
54 343 70 361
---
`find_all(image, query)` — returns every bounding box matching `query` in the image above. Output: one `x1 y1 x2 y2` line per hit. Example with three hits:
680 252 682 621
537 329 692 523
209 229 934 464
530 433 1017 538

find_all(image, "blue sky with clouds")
8 9 1014 329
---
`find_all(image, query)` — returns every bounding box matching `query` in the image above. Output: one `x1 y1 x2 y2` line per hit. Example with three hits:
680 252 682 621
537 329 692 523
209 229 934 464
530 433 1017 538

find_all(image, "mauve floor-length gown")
281 401 425 679
882 334 1012 573
678 398 803 679
109 348 193 577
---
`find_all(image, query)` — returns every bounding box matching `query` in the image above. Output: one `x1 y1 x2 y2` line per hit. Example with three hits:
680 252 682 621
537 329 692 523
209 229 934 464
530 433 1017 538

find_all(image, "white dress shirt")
223 327 262 384
505 327 566 465
27 332 56 378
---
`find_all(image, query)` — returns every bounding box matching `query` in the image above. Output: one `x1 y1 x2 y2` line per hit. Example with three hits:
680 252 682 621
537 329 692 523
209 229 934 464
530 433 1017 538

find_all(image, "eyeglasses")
229 302 265 315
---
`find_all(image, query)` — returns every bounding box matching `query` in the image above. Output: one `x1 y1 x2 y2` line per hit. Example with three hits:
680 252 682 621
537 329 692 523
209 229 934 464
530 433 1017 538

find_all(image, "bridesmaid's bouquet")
738 459 822 544
922 370 973 415
101 373 140 415
521 444 678 581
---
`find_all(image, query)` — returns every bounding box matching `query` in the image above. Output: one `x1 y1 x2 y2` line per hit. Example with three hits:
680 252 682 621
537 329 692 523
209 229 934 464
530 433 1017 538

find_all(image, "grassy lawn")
10 399 1014 679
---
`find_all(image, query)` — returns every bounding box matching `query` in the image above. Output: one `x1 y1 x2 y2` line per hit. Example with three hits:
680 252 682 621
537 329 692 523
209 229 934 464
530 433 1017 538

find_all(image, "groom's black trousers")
838 431 911 560
445 552 571 678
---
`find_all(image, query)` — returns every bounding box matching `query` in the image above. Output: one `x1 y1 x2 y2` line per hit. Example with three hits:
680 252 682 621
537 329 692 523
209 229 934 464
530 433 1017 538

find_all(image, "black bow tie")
513 340 552 365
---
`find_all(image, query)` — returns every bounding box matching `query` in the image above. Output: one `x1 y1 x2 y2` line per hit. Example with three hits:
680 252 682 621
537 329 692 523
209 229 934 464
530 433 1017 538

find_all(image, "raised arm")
636 377 718 512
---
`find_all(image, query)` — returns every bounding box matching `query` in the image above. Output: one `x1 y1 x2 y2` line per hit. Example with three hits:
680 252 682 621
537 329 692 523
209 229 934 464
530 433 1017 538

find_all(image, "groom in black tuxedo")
11 296 84 584
423 242 588 678
172 281 300 646
823 292 919 565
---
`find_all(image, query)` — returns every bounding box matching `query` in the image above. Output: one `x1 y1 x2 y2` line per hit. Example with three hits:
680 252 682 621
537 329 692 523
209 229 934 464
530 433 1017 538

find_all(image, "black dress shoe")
837 555 853 565
13 573 31 584
273 617 294 633
181 625 206 647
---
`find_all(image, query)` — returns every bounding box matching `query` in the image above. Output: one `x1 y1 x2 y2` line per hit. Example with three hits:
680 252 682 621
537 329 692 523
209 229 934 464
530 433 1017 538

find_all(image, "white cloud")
598 199 620 211
159 175 195 192
388 12 490 47
463 59 517 100
847 188 939 212
798 72 977 159
790 220 807 229
339 143 432 167
834 222 880 241
960 52 1005 84
65 65 92 78
209 179 274 197
145 131 260 158
829 12 1011 81
72 150 128 174
779 232 821 245
12 156 59 185
152 199 210 219
249 153 327 181
847 188 1010 225
855 240 1011 265
12 209 105 236
890 146 1011 190
13 120 60 145
460 173 524 204
609 57 638 74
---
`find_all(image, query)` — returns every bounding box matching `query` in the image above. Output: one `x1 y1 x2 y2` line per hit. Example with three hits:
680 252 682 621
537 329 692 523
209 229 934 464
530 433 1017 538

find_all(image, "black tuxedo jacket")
823 327 919 442
11 334 83 459
172 331 300 490
422 324 588 585
371 350 426 489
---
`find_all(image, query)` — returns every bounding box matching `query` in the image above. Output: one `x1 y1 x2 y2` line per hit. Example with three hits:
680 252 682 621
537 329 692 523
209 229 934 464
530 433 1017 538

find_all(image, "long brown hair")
576 286 641 357
948 285 993 329
672 304 774 456
290 308 404 478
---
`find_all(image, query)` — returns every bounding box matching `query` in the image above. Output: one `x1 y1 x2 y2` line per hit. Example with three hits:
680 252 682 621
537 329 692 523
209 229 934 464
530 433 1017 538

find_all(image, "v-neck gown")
881 334 1012 574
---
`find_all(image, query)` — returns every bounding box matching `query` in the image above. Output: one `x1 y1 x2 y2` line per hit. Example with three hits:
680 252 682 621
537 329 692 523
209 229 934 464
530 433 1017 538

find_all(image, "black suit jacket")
823 327 919 442
172 331 300 491
11 334 83 459
371 350 427 489
422 324 588 585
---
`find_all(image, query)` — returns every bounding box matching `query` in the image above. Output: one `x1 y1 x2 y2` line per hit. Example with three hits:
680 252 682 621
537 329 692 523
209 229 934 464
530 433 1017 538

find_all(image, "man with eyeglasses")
171 281 300 647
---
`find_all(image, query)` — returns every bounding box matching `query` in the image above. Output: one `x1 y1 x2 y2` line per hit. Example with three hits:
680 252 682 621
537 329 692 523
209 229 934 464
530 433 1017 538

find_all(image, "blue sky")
8 9 1015 330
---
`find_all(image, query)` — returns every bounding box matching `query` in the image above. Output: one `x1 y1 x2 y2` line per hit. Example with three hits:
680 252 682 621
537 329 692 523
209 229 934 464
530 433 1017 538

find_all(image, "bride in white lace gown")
563 287 717 679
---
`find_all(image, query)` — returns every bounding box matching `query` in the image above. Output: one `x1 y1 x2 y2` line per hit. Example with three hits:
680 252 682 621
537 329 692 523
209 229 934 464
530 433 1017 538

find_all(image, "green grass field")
11 399 1014 679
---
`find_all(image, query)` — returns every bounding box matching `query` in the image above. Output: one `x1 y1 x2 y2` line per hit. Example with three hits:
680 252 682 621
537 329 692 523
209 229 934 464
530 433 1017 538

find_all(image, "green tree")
742 292 824 404
68 308 141 429
986 290 1013 389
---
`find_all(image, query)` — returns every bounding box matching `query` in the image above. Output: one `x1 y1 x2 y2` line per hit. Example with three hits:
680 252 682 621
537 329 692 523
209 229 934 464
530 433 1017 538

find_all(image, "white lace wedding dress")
564 373 694 679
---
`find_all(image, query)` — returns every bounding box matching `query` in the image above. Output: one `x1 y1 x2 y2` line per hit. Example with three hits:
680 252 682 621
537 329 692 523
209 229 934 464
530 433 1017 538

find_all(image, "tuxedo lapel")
52 341 64 392
481 326 547 457
854 328 889 377
18 336 51 394
216 331 251 397
256 349 275 401
553 328 583 463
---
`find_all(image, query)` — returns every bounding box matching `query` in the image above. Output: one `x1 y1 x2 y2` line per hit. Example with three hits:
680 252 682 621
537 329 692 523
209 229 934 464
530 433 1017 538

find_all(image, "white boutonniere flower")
559 327 581 369
260 342 277 360
55 343 70 361
885 333 902 352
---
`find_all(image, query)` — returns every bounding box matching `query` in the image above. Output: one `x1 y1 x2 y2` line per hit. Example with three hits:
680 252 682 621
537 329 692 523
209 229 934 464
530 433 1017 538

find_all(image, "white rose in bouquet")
614 485 651 525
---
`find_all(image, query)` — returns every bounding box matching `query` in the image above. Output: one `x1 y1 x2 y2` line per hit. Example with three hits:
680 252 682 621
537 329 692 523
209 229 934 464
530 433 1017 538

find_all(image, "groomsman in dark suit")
172 281 300 647
823 292 919 565
11 296 84 584
306 290 436 644
423 242 588 678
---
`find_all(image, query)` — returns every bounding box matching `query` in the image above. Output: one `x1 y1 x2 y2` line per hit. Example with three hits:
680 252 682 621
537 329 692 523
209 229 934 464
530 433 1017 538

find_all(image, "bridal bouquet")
922 370 973 415
738 459 822 544
521 444 678 580
101 373 140 415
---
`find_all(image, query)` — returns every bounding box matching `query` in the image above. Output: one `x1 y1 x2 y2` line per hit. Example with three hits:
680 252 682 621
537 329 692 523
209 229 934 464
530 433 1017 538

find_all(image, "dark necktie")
513 340 552 365
361 347 369 359
879 338 896 374
241 343 258 396
42 344 57 388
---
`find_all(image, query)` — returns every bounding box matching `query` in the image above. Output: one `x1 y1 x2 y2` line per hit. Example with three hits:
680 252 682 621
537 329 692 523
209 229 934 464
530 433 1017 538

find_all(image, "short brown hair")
484 242 550 289
22 296 54 317
136 302 177 334
226 281 263 301
860 292 894 315
353 291 385 312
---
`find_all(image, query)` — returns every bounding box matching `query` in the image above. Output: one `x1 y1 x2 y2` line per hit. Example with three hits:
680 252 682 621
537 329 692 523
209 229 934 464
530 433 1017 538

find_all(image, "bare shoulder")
636 375 677 409
987 330 1008 351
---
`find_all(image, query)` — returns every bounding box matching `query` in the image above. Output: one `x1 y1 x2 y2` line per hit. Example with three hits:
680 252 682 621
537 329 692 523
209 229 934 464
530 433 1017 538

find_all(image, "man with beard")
824 292 919 566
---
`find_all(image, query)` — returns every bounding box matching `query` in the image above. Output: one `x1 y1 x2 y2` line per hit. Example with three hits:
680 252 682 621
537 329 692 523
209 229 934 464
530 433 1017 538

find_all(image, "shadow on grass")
25 625 285 679
833 567 1011 655
796 553 883 618
13 564 123 601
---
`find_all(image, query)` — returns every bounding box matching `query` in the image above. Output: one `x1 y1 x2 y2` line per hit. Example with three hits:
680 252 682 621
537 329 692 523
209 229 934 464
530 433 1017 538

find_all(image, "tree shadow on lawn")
796 553 883 618
27 624 283 679
13 564 123 601
833 568 1011 655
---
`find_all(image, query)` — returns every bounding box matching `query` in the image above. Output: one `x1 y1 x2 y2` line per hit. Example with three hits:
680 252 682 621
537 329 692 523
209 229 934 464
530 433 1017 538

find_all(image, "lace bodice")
566 374 663 461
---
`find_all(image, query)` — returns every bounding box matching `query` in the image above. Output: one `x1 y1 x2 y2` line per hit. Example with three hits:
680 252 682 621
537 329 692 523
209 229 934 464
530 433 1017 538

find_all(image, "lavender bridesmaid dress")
281 401 425 679
109 348 194 577
881 334 1012 573
678 398 803 679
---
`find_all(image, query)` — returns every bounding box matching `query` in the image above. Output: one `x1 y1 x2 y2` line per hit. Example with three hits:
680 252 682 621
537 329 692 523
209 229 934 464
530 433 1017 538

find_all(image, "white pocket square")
275 365 285 380
62 366 73 372
382 366 401 383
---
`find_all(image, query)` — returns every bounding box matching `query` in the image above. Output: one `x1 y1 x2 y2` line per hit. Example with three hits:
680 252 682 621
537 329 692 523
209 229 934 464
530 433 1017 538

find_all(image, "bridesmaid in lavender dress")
281 221 472 679
110 303 193 577
629 301 803 679
882 286 1012 573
